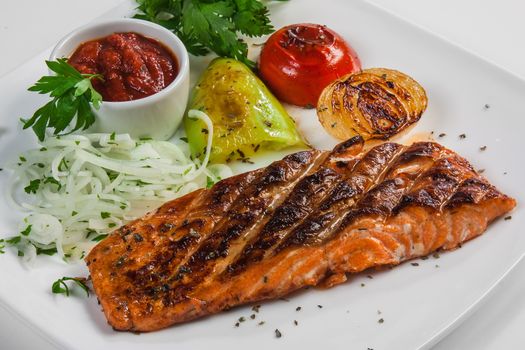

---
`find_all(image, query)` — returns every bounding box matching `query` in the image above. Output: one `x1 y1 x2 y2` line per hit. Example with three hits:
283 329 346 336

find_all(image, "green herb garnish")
23 59 103 141
36 246 58 256
134 0 282 68
24 177 63 195
0 235 25 254
85 229 97 240
44 177 62 191
20 225 32 236
5 236 21 245
91 234 108 242
24 179 41 194
52 276 90 297
58 158 69 171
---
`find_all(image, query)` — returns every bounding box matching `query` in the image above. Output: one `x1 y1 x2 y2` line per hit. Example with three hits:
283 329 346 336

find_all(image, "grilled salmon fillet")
86 137 516 332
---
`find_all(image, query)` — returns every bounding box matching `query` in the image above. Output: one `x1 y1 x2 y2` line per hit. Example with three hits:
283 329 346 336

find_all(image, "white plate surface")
0 1 523 349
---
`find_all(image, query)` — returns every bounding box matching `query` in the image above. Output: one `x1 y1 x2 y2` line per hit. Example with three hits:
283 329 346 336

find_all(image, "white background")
0 0 523 349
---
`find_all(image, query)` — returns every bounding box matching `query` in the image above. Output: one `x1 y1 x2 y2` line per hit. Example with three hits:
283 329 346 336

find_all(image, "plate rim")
0 1 523 349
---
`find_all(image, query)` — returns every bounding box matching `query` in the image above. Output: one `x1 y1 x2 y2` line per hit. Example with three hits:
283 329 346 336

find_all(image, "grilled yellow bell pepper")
184 58 306 163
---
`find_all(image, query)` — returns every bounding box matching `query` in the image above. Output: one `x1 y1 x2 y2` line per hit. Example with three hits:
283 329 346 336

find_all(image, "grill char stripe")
224 167 341 275
276 141 405 251
162 150 325 303
446 177 500 208
264 142 453 293
223 142 409 298
395 154 476 213
390 153 479 252
335 142 450 234
122 169 265 304
318 150 503 280
224 137 365 276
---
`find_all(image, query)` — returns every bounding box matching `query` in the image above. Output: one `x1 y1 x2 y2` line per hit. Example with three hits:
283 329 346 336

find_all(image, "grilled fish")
86 137 516 331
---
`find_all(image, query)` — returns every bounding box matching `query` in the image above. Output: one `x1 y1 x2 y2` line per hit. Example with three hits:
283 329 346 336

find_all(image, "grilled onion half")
317 68 427 140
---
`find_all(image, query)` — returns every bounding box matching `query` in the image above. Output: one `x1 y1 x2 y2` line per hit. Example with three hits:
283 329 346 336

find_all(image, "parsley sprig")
52 276 90 297
23 59 103 141
134 0 285 68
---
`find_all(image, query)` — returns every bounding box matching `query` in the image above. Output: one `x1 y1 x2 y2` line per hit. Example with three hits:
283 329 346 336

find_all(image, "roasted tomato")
258 23 361 107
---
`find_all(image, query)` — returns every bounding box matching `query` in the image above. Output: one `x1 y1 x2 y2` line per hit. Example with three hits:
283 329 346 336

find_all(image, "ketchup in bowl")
68 32 179 102
259 23 361 107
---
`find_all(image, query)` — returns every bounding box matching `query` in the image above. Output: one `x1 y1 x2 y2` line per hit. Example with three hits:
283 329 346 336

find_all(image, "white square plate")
0 1 522 349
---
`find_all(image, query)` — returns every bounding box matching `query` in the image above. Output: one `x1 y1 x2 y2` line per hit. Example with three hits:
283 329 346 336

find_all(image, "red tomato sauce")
68 32 179 102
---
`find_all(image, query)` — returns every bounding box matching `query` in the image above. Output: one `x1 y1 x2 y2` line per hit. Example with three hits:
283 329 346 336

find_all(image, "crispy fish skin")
86 138 516 332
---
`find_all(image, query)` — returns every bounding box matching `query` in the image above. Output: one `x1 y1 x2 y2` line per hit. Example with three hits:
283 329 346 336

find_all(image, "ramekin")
49 18 190 141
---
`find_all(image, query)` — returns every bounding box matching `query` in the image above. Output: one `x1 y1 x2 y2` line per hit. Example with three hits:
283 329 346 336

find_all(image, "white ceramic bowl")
50 18 190 141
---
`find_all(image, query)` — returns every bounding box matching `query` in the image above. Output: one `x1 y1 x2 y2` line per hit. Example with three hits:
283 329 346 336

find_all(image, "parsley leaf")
206 175 222 188
5 236 21 245
24 177 62 194
0 235 27 254
24 179 41 194
134 0 283 68
91 234 108 242
233 0 273 37
24 59 103 141
206 176 215 189
36 246 58 256
20 225 32 236
52 276 90 297
43 177 62 191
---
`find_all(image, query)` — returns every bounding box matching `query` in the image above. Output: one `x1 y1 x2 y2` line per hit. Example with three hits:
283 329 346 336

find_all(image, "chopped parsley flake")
24 179 41 194
20 225 32 236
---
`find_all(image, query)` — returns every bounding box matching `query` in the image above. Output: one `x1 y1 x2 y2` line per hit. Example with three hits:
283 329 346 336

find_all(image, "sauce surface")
69 32 179 102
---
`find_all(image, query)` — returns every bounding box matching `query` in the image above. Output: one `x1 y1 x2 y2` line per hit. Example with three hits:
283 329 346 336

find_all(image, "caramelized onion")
317 68 427 140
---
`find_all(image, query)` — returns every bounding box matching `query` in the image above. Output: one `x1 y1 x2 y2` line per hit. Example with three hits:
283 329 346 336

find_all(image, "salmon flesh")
86 137 516 331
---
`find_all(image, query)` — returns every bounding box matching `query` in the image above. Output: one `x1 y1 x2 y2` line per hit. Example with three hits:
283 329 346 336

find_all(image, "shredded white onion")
6 110 232 263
